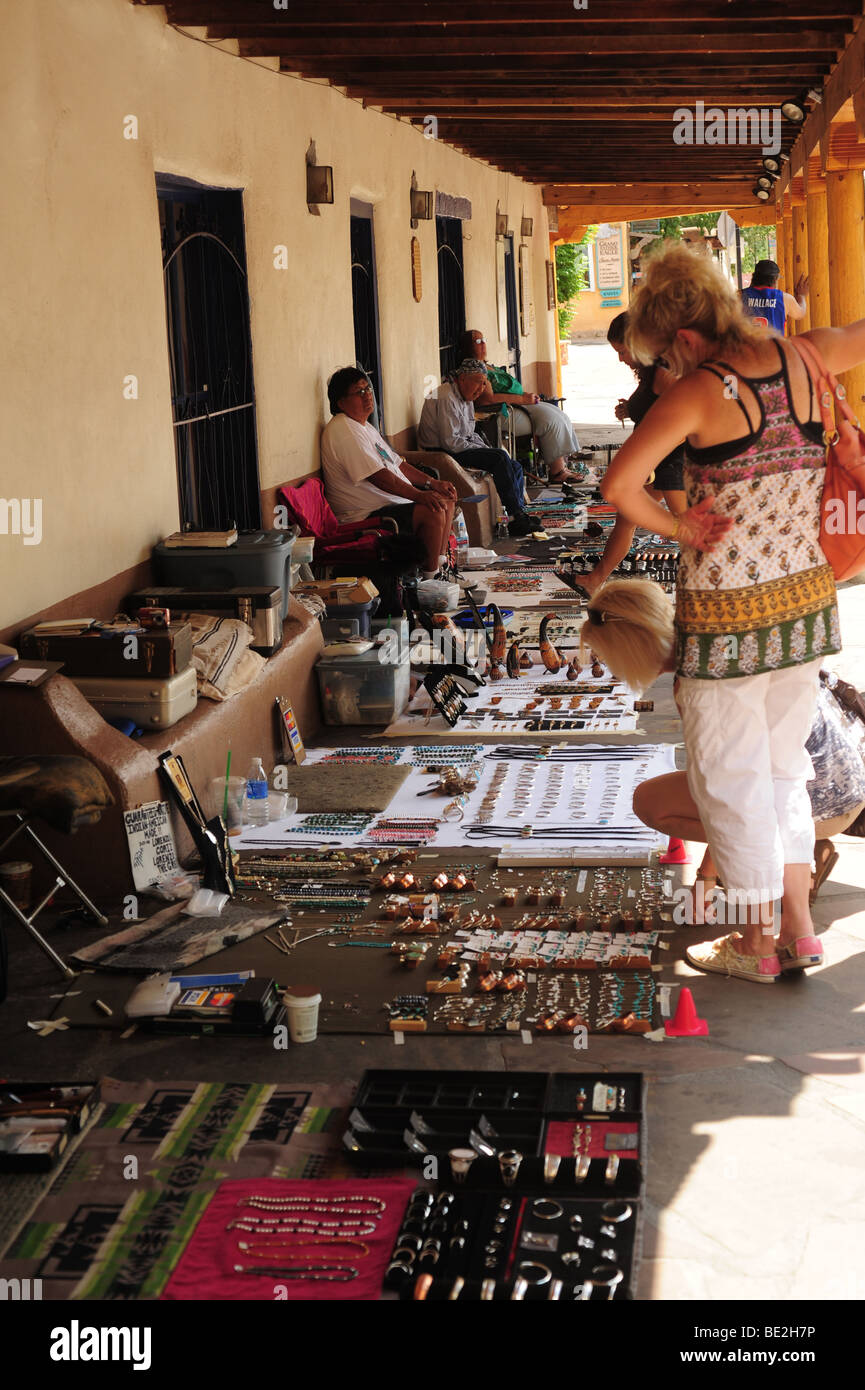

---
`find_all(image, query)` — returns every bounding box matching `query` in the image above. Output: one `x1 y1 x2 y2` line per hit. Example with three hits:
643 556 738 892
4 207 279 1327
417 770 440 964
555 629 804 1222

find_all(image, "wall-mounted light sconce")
410 173 433 228
306 141 333 214
496 203 509 238
521 216 533 238
307 164 334 204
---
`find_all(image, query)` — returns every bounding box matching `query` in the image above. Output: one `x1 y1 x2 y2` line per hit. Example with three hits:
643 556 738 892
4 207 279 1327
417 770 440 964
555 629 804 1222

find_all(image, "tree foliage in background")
555 225 598 338
636 211 778 284
648 215 775 283
657 211 720 240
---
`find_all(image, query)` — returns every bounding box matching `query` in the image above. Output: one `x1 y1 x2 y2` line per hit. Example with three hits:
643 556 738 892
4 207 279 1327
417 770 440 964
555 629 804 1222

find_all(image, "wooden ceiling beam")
549 202 778 225
163 0 861 21
271 52 832 72
542 182 760 207
380 93 810 110
240 32 844 57
781 13 865 186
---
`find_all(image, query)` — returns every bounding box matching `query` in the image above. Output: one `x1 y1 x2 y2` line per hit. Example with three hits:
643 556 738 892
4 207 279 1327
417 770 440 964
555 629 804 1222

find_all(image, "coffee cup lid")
284 987 322 1006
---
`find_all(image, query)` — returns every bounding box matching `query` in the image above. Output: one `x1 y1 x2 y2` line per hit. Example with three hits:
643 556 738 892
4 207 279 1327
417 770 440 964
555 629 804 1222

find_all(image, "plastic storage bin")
152 529 297 618
316 647 410 725
323 596 379 638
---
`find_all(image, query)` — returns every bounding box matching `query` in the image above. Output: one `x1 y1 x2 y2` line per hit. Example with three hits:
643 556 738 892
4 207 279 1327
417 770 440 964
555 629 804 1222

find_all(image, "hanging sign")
596 227 625 291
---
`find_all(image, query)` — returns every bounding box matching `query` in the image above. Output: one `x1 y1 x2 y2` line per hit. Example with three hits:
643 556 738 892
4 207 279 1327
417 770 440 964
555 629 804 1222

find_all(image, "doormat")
0 1077 354 1300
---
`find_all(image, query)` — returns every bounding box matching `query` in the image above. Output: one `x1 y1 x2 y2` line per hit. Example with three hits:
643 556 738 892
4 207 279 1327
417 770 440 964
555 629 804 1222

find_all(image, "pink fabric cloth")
544 1121 639 1159
161 1177 416 1301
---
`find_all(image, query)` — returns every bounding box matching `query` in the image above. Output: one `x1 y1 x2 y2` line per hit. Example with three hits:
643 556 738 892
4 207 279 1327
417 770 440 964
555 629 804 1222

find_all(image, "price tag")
521 1029 533 1045
393 1031 405 1046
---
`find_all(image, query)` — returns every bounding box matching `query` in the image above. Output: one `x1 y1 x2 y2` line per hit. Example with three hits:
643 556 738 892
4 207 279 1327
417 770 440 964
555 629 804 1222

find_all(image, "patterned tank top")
677 339 840 680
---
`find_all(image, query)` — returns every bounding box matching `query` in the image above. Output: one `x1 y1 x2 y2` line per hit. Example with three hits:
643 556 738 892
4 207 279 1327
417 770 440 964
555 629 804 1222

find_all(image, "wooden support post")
826 169 865 412
775 216 786 291
791 207 810 333
806 186 830 329
782 210 795 333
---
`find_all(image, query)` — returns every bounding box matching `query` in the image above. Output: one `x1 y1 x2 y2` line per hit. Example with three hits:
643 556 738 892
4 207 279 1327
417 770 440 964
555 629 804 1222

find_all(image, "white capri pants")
675 659 821 903
510 401 579 465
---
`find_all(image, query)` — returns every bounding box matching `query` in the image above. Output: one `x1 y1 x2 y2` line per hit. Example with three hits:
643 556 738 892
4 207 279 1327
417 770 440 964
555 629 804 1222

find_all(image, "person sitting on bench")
417 359 542 537
457 328 582 484
321 367 456 581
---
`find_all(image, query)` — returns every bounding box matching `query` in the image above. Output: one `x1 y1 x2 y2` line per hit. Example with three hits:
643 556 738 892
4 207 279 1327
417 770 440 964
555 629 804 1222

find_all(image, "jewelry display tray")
346 1070 646 1175
391 1190 640 1301
0 1081 101 1173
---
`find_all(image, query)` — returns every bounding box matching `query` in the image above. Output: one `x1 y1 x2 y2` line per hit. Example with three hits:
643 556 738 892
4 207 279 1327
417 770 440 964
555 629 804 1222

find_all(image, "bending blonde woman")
599 242 865 985
581 579 865 945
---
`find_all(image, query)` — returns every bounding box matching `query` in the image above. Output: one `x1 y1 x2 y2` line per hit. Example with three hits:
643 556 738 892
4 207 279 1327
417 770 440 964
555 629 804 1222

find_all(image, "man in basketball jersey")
741 259 809 333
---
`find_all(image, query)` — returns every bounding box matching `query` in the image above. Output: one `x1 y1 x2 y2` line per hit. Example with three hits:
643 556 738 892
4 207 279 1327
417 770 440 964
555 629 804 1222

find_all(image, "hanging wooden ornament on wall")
411 236 422 301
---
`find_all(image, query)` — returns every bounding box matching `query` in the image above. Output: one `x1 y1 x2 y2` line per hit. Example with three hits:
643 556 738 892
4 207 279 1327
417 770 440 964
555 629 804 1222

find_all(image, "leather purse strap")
789 335 861 441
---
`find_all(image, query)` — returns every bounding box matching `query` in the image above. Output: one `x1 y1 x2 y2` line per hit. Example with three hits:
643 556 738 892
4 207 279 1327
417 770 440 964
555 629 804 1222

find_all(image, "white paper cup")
284 988 322 1043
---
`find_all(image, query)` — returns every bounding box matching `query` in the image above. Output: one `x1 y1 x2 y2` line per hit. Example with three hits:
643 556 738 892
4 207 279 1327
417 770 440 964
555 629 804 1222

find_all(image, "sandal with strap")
548 468 582 485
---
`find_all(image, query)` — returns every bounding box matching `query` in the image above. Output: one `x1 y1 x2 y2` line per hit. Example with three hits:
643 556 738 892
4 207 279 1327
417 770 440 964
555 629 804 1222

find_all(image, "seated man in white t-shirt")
321 367 457 580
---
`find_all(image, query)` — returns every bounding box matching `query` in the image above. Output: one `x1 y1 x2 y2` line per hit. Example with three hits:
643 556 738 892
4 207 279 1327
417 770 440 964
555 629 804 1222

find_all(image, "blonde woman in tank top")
602 241 865 985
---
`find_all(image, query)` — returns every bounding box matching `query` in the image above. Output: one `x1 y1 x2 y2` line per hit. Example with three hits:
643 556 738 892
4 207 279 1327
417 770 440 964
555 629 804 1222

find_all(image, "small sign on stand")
276 695 306 764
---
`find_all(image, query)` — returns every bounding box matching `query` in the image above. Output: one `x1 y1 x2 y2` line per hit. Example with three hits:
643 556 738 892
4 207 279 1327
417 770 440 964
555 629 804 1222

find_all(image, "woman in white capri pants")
458 329 582 483
579 580 865 982
601 241 863 984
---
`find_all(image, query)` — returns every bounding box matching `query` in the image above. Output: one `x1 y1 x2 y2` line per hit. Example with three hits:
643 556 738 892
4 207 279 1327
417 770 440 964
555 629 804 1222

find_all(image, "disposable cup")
0 861 32 911
284 988 322 1043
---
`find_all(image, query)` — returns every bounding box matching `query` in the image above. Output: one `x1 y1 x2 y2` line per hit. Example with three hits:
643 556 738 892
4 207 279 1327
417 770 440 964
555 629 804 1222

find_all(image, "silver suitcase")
71 665 198 729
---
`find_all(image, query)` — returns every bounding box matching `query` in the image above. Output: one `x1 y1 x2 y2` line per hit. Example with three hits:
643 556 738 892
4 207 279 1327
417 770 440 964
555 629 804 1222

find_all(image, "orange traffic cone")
665 986 709 1037
660 837 691 864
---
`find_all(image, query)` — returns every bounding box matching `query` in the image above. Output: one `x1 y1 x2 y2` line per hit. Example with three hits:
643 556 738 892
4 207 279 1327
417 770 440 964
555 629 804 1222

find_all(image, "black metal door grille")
437 216 466 380
158 180 261 532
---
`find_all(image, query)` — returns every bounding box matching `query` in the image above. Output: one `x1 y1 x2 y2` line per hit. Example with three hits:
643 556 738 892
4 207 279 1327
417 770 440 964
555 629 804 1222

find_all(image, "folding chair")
0 756 112 983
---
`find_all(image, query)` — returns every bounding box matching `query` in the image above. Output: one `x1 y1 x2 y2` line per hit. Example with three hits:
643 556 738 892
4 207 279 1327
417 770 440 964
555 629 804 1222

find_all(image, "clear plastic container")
316 649 410 725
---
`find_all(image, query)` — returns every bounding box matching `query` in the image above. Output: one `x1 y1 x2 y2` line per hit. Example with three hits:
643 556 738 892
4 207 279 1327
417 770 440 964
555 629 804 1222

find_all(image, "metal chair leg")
17 819 108 927
0 884 76 979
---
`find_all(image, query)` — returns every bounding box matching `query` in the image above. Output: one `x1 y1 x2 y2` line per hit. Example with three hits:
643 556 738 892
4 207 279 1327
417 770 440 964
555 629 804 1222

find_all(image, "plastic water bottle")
454 510 470 568
244 757 270 826
495 511 509 540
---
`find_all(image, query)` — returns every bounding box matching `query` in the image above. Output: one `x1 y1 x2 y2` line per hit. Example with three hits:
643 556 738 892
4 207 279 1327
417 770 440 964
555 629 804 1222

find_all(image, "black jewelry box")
0 1081 101 1172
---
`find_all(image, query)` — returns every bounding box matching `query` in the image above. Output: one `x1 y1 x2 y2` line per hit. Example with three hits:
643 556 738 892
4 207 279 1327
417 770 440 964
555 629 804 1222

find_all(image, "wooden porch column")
782 209 795 333
774 215 786 288
826 169 865 410
805 186 830 329
791 206 810 332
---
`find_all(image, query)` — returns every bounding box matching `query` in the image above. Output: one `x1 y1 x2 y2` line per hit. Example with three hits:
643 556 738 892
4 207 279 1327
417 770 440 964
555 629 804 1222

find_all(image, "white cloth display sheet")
234 743 675 854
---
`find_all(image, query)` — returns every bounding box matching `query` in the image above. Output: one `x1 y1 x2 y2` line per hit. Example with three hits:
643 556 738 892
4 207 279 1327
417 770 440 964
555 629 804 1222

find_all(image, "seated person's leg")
375 500 439 575
450 448 524 519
